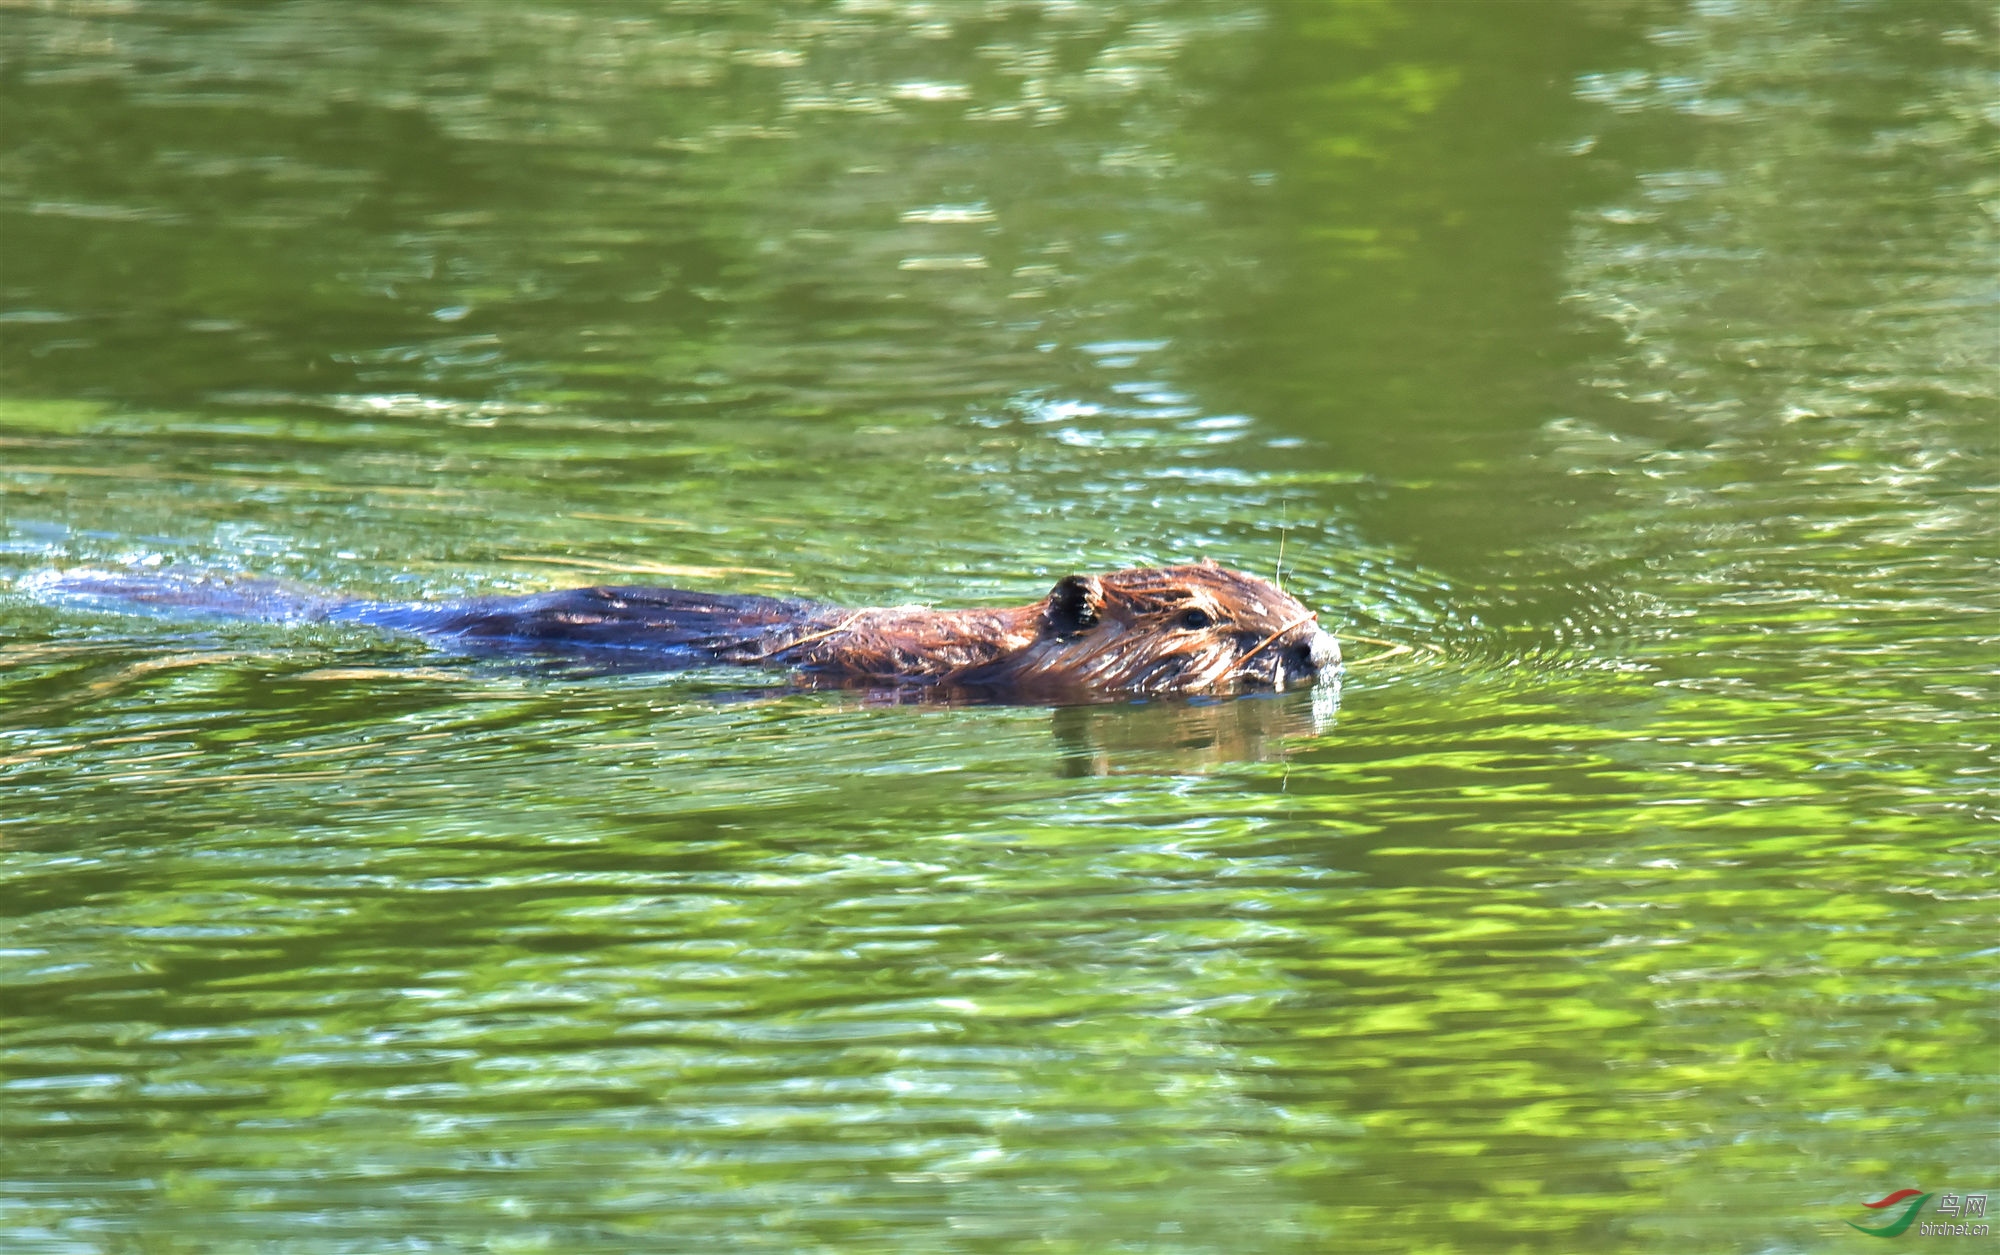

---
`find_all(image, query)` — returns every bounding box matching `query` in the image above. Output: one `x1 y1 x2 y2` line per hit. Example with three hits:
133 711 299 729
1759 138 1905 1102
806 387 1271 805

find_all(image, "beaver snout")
1266 626 1339 687
1304 628 1341 673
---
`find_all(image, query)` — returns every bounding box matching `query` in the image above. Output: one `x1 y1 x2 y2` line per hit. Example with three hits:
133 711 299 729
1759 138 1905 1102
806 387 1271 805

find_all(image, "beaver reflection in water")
39 561 1340 699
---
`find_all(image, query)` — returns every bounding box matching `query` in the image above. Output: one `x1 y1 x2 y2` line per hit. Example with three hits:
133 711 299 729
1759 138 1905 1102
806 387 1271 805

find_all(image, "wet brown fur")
761 562 1339 696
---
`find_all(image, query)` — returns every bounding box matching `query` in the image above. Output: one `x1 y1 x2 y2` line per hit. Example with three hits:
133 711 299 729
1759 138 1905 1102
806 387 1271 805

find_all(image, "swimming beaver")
31 561 1340 699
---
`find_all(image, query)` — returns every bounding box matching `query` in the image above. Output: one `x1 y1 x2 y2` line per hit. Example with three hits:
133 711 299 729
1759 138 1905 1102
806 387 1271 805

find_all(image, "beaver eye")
1179 608 1213 631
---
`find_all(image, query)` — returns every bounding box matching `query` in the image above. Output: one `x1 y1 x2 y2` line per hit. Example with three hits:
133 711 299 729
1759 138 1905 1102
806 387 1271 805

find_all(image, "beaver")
30 561 1340 699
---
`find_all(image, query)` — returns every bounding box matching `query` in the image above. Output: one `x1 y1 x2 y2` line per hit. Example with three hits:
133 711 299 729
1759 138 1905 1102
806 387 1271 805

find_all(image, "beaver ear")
1045 574 1104 634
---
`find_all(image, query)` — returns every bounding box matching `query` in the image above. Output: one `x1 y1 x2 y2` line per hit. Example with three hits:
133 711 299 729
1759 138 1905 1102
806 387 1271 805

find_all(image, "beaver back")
337 586 838 664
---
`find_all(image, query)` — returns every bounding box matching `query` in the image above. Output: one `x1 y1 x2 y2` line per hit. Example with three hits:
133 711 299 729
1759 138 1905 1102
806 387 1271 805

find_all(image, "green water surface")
1 2 1994 1251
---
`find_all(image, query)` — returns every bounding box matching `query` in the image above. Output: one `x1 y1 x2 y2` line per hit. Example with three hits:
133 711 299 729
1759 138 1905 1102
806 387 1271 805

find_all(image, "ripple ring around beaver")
30 561 1341 703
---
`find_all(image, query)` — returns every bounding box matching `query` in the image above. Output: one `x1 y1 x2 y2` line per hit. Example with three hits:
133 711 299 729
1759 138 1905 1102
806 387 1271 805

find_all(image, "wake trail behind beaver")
24 569 825 669
23 568 353 623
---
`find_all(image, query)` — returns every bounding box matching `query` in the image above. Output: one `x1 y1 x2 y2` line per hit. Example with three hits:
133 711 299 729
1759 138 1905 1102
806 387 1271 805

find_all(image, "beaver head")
977 561 1340 696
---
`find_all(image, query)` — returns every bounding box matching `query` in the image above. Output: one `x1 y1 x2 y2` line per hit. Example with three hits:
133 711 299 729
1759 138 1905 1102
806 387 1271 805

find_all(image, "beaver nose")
1285 628 1341 676
1307 628 1340 672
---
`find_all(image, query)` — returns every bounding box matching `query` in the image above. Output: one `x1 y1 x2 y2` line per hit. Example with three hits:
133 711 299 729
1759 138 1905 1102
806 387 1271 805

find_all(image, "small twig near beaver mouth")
1333 633 1445 666
1229 611 1317 684
757 607 870 663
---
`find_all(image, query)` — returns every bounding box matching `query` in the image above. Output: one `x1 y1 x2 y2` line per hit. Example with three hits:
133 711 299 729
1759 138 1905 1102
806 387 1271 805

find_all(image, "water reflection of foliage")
1 3 1995 1252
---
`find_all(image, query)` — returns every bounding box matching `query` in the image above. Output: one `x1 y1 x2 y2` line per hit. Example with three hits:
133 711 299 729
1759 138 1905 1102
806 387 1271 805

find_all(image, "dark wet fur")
336 587 831 663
